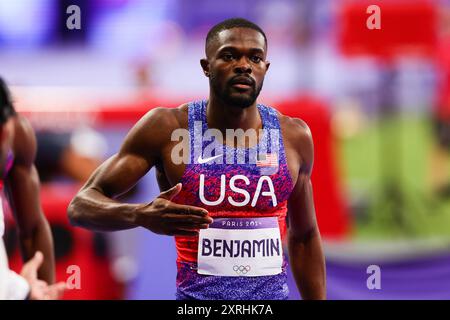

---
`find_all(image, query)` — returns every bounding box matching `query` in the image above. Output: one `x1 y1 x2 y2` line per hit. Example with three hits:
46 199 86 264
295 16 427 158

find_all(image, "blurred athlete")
34 127 107 184
0 77 65 299
68 18 326 300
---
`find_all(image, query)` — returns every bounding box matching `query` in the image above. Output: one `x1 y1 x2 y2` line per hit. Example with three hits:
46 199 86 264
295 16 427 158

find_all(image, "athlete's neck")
206 95 261 133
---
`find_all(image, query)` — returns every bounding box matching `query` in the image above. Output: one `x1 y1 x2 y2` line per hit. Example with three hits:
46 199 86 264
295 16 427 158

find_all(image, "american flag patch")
256 153 278 167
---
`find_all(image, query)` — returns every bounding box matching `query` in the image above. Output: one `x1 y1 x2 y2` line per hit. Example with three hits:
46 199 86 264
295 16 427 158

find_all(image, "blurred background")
1 0 450 299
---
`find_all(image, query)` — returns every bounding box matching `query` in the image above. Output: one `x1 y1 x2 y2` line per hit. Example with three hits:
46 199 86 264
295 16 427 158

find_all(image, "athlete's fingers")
165 213 212 225
157 183 182 201
168 203 210 217
169 221 209 229
21 251 44 279
47 282 66 300
35 280 47 292
171 221 209 231
27 251 44 270
30 279 48 300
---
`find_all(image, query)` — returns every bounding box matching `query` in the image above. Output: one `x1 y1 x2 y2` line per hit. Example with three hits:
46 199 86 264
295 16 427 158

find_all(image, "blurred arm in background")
5 116 56 284
35 127 107 184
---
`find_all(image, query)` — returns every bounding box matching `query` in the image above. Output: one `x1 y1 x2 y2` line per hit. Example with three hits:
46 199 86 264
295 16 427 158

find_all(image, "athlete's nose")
234 56 252 74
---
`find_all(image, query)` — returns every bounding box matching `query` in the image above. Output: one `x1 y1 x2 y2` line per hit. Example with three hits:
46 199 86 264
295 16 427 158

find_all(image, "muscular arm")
68 108 164 231
286 119 326 300
68 107 211 234
5 116 55 284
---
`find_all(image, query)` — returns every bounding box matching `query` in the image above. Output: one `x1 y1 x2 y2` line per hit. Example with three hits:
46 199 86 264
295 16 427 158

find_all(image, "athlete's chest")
157 101 301 210
159 125 299 189
157 144 297 214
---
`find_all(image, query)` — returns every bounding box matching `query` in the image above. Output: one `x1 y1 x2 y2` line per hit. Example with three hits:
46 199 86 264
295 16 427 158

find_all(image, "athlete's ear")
200 59 210 77
265 61 270 72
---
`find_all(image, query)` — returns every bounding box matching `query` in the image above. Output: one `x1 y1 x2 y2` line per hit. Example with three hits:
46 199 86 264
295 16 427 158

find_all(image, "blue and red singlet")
172 100 294 300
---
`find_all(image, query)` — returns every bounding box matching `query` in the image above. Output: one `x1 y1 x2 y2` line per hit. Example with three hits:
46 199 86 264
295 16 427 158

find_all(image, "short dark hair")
0 77 16 125
205 18 267 54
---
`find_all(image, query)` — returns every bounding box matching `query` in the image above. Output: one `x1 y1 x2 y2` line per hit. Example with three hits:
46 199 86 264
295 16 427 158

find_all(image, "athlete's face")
201 28 270 109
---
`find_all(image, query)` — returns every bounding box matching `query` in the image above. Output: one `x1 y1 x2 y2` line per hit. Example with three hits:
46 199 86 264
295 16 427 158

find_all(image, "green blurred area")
342 116 450 240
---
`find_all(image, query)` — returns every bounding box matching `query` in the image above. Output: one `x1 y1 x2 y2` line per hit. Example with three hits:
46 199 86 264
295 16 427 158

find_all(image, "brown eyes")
250 56 262 63
221 54 263 63
222 53 234 61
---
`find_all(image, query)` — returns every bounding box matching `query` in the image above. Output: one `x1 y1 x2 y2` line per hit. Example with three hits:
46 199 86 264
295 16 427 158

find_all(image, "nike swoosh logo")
197 154 222 164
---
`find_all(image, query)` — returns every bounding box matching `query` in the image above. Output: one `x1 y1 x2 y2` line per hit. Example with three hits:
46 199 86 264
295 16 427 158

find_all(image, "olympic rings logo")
233 265 251 274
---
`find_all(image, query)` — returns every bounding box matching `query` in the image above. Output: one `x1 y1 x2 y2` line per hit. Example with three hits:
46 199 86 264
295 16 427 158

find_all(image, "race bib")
197 217 283 277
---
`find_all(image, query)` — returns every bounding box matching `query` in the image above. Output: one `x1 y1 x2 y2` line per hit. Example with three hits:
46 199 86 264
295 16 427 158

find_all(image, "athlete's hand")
20 251 66 300
134 183 213 236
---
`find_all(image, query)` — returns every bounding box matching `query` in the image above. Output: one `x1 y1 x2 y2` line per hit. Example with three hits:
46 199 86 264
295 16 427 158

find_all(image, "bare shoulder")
277 111 313 150
137 104 188 132
276 110 314 169
11 114 37 166
120 104 189 156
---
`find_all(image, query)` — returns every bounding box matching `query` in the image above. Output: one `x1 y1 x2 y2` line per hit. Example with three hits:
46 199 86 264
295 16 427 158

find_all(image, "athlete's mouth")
229 76 255 90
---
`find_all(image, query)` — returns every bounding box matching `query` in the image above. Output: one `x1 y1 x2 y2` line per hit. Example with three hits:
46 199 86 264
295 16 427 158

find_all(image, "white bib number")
197 217 283 277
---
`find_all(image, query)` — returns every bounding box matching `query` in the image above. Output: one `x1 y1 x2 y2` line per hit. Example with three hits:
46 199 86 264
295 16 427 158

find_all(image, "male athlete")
0 77 65 299
68 18 326 300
